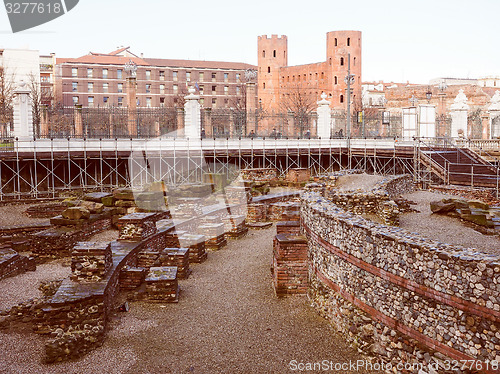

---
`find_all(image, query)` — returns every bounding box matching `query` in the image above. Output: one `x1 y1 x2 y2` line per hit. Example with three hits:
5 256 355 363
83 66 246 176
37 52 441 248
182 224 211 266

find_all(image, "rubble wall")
302 191 500 369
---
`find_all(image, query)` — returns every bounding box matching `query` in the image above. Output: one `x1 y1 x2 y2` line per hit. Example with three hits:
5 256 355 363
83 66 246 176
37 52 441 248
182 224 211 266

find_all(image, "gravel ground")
401 190 500 255
90 229 119 242
0 203 51 226
0 226 376 374
0 260 70 311
335 173 385 192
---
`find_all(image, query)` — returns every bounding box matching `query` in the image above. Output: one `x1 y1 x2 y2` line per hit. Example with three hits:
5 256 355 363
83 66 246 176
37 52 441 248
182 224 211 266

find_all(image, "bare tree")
279 84 316 137
0 64 15 136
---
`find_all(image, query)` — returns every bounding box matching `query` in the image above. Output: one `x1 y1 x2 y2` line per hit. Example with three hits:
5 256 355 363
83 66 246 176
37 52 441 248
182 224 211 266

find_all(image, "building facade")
55 47 256 109
257 31 362 112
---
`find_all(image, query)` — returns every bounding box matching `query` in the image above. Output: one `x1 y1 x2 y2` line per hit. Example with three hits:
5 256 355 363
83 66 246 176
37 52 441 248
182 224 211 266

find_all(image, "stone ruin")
0 181 300 363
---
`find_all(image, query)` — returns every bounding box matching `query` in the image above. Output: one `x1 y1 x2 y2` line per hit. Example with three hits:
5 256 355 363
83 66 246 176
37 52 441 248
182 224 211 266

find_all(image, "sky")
0 0 498 84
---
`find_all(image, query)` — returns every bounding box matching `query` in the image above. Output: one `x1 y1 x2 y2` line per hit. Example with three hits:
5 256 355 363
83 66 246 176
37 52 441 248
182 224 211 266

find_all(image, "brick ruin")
0 184 299 363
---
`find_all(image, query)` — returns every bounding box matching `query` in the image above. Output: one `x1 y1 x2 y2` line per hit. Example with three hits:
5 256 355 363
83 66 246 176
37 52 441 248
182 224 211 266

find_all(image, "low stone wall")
0 247 36 280
302 191 499 372
429 185 500 206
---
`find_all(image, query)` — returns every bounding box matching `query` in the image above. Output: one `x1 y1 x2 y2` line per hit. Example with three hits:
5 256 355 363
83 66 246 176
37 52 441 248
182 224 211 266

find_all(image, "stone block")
117 213 157 242
62 207 90 220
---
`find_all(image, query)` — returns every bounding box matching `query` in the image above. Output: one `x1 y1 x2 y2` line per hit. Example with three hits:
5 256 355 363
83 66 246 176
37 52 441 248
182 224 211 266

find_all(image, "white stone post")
316 93 332 139
13 81 34 140
402 107 418 139
488 91 500 138
184 87 201 139
450 89 469 138
418 104 436 138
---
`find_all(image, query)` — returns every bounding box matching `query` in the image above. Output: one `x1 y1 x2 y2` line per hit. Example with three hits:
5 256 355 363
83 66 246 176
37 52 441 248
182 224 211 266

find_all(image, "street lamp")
426 86 432 103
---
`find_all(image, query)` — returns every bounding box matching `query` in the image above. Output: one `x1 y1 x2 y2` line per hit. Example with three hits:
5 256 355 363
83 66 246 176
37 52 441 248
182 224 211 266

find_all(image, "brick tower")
257 35 288 112
326 31 362 109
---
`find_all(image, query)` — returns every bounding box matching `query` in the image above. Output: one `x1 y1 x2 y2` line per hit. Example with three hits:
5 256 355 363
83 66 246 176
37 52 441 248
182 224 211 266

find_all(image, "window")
212 85 216 94
347 37 350 46
340 57 344 66
160 97 165 106
146 84 151 93
354 57 356 66
160 84 165 94
321 72 325 79
72 82 77 92
340 95 344 103
267 66 271 73
88 96 94 107
146 97 152 107
315 72 318 80
212 73 216 82
146 70 151 80
236 86 240 95
118 97 123 107
263 82 266 89
103 83 109 93
199 85 204 95
224 73 228 82
117 69 122 79
159 71 165 80
199 72 204 81
329 58 332 65
103 68 108 79
334 76 337 85
335 38 338 46
72 96 79 104
117 83 123 93
186 72 191 82
103 97 109 104
273 50 276 58
236 73 240 82
72 68 78 77
262 50 265 58
88 82 93 93
200 98 204 106
173 84 178 94
224 86 229 95
212 97 217 106
87 68 93 78
173 71 178 81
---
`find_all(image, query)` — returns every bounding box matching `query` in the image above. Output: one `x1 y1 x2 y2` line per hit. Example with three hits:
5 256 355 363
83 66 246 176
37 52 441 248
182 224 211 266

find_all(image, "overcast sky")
0 0 498 84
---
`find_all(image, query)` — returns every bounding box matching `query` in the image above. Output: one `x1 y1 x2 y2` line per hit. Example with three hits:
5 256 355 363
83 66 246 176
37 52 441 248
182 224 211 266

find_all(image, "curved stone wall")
302 191 499 371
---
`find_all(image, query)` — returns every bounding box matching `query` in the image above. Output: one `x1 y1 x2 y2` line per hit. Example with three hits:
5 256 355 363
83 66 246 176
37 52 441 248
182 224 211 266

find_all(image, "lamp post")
344 53 355 168
437 80 448 136
426 86 432 103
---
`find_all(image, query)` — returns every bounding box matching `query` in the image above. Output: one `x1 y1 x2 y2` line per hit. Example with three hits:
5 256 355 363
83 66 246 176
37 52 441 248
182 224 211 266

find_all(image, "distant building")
55 47 256 108
257 31 362 112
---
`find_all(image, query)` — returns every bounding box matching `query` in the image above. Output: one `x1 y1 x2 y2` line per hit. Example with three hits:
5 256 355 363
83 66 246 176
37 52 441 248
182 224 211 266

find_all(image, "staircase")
418 139 499 189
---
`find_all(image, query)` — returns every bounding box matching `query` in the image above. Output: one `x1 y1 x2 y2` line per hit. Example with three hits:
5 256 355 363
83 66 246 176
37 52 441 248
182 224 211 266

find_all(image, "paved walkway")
0 225 374 374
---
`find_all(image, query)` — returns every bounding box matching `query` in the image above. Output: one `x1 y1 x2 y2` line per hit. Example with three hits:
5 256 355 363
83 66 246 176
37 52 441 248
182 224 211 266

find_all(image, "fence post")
12 81 34 140
40 104 49 137
74 104 83 137
184 87 201 139
317 93 332 139
126 76 137 137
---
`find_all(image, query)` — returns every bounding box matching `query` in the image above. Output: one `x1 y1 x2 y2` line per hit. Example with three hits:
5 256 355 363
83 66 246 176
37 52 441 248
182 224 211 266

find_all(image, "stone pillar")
127 76 137 137
74 104 83 137
402 107 418 139
246 82 257 136
450 89 469 138
481 113 490 140
488 91 500 138
12 81 34 140
176 107 184 137
316 93 332 139
184 87 201 139
418 104 436 138
40 104 49 137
